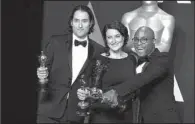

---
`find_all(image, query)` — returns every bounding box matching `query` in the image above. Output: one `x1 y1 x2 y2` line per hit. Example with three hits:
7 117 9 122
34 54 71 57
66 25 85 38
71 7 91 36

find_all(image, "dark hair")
102 21 129 55
68 5 95 34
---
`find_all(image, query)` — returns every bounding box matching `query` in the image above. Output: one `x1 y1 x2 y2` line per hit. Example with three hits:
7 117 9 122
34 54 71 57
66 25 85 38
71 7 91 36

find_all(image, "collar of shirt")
72 33 89 48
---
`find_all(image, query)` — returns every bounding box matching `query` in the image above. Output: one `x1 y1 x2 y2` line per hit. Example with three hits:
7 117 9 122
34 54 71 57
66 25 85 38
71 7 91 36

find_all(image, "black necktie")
74 40 87 47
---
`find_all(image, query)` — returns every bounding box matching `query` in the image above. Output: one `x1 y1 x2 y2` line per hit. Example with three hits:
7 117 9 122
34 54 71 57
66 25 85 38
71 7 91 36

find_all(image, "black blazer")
114 49 180 123
37 33 104 121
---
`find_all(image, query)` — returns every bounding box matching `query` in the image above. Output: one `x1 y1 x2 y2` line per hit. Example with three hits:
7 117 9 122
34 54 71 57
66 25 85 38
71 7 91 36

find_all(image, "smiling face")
133 26 155 57
71 10 91 39
106 29 124 52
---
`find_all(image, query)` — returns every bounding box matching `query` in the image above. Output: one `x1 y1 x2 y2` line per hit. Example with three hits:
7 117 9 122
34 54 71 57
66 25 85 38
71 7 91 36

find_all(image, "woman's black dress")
89 54 136 123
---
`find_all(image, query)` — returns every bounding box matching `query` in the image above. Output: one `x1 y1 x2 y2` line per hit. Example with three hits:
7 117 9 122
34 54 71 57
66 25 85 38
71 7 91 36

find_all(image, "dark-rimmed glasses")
132 37 155 44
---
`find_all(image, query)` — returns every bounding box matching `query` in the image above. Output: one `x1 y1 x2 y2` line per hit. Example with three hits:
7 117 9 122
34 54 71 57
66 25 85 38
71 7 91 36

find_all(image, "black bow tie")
138 56 150 65
74 40 87 47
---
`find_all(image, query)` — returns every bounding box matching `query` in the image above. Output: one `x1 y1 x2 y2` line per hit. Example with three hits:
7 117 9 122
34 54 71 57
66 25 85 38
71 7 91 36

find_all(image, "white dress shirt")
71 34 88 85
66 34 89 99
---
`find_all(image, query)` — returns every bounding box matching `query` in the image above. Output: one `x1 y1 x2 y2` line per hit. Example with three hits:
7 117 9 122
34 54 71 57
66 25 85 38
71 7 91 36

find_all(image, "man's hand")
102 89 118 108
77 88 90 101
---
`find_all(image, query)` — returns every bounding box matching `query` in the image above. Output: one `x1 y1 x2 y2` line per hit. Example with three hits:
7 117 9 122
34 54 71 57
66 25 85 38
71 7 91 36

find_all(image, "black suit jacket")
37 33 104 121
114 49 180 123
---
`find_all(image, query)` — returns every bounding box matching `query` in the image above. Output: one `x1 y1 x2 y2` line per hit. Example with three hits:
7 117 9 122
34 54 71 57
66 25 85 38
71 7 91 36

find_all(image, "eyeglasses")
132 37 155 44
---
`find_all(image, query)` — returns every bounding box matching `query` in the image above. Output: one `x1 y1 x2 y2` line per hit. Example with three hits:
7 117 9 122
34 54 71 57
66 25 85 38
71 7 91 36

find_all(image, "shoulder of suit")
50 33 70 40
158 52 169 60
153 49 169 57
48 33 71 44
43 33 71 49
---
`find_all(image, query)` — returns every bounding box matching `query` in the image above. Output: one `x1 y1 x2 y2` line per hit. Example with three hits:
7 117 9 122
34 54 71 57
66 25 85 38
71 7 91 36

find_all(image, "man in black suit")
36 5 103 123
102 26 180 123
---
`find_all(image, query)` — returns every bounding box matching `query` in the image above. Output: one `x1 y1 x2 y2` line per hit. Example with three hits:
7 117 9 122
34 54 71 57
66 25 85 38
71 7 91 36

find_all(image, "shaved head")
133 26 155 57
134 26 155 39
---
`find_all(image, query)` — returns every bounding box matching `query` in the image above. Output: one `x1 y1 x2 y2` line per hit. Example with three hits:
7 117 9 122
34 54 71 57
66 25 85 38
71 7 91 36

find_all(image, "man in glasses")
102 26 180 123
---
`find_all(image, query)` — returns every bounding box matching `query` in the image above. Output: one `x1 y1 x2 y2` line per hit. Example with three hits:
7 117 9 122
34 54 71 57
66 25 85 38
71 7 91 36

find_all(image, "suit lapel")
70 38 95 86
142 61 150 72
78 38 95 77
66 34 73 74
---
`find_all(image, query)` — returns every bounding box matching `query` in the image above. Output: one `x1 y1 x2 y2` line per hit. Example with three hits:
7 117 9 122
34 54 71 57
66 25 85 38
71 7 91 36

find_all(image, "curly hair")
68 5 95 34
102 21 129 56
